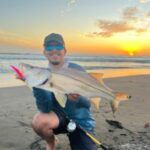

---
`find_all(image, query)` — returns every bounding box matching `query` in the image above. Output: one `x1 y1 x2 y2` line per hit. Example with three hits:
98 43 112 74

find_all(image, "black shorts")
53 110 97 150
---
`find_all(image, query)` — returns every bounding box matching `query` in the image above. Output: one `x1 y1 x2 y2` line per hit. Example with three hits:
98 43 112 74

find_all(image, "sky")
0 0 150 55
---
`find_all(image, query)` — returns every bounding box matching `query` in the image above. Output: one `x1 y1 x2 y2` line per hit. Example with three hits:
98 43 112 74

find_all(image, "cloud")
94 20 133 37
61 0 77 16
89 6 150 38
68 0 77 4
122 7 139 20
139 0 150 3
146 11 150 18
128 0 150 4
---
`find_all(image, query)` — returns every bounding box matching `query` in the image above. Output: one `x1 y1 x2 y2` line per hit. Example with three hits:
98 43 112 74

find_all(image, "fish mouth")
39 78 49 86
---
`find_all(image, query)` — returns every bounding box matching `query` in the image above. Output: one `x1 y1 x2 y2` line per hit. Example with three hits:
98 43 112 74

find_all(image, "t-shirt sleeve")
77 96 91 108
68 62 86 72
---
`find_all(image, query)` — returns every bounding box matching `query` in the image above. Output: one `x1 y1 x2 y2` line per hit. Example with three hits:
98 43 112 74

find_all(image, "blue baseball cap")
44 33 65 47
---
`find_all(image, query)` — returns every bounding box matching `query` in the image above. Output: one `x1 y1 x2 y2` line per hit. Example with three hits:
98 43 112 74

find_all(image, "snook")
11 63 131 113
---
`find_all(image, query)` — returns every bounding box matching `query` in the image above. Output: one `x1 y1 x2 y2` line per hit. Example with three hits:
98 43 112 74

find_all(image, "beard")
48 52 62 65
50 61 60 65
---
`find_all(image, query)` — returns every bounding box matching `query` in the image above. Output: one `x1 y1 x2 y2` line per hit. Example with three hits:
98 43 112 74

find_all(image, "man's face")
43 42 66 65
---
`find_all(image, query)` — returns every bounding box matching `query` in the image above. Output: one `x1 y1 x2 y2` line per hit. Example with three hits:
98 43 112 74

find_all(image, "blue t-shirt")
32 62 95 131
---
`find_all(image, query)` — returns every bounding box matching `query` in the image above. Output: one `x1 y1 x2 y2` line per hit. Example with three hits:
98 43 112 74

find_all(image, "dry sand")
0 75 150 150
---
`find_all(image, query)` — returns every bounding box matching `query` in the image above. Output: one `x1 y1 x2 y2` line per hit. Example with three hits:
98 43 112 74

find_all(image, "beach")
0 75 150 150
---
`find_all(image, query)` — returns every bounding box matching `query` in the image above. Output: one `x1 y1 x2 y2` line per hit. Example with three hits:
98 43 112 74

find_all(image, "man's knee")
32 113 46 136
31 112 59 134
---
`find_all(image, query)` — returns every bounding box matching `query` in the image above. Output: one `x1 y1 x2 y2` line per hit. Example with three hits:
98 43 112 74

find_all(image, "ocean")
0 53 150 87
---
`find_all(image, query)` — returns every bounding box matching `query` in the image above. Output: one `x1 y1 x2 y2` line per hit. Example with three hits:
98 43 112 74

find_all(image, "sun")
128 51 135 56
118 39 142 56
122 44 141 56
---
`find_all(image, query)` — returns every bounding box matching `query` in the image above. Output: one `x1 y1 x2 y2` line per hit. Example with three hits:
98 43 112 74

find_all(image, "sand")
0 75 150 150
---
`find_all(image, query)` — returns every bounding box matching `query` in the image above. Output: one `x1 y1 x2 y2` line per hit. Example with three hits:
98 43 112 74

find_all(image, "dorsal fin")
89 72 114 92
89 73 104 81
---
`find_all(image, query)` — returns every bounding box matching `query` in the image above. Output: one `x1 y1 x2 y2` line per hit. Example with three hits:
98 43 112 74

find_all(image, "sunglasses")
45 45 64 51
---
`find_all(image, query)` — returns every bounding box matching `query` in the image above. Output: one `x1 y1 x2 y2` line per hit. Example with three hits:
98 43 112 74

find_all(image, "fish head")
18 63 51 87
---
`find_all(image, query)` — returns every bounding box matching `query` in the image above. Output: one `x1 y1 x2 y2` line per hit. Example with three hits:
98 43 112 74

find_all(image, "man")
31 33 97 150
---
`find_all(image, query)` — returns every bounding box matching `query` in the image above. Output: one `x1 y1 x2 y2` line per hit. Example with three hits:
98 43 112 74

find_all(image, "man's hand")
67 93 80 101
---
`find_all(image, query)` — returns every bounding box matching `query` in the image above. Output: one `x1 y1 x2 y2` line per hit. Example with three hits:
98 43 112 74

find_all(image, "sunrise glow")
0 1 150 55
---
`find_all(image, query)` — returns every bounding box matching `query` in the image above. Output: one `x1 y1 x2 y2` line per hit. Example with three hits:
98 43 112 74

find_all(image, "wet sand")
0 75 150 150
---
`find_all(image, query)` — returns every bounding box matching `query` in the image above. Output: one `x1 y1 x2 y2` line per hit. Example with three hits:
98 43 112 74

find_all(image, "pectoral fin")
54 93 67 108
90 97 101 110
89 72 113 92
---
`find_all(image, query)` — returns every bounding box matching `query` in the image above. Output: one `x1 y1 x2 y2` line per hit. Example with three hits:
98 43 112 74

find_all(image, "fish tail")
111 92 131 114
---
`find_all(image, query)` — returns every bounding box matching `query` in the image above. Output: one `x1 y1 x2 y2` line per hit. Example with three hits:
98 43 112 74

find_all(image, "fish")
10 63 131 113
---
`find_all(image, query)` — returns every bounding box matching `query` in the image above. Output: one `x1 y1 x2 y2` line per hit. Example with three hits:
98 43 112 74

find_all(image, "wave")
85 66 150 70
0 53 150 63
0 53 150 74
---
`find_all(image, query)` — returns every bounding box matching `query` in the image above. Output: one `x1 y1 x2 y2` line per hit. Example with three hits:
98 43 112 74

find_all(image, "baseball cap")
43 33 65 47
